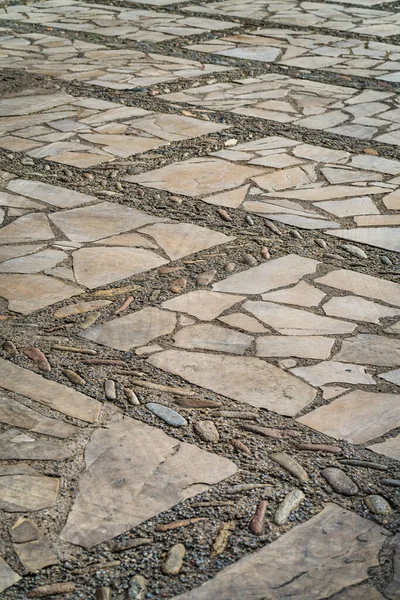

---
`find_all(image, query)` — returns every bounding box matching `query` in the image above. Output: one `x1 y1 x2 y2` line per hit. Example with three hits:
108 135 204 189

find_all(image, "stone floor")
0 0 399 598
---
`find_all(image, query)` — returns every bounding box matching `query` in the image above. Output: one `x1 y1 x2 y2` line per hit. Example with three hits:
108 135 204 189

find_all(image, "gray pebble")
193 420 219 442
364 494 392 515
104 379 116 401
162 543 186 575
289 229 302 240
146 403 187 427
315 238 327 249
341 244 367 259
243 254 257 267
381 256 393 266
128 575 147 600
274 489 305 525
270 452 308 482
196 270 216 286
381 479 400 487
264 219 281 235
124 387 140 405
321 468 358 496
224 261 235 272
245 215 254 226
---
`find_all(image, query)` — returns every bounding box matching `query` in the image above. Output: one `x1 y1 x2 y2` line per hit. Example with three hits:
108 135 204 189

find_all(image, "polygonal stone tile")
256 336 334 359
0 463 59 512
0 249 67 274
173 323 253 354
334 334 400 367
0 213 54 244
290 361 375 386
0 396 78 438
327 228 400 253
7 179 98 208
322 296 400 323
0 557 21 593
261 281 326 307
368 435 400 462
162 290 244 321
315 269 400 307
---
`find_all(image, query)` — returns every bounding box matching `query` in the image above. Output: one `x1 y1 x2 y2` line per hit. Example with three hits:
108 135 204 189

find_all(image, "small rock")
278 359 297 369
364 494 392 515
2 340 18 355
242 424 299 439
338 459 387 471
174 398 221 408
112 538 152 553
169 277 187 294
196 270 216 286
193 420 219 442
341 244 367 259
156 518 205 532
315 238 327 249
274 489 305 525
230 439 251 456
124 387 140 405
243 254 257 267
104 380 116 401
170 196 183 205
62 369 85 386
364 147 378 156
114 296 134 315
224 138 238 147
96 588 111 600
63 168 73 178
381 256 393 266
128 575 147 600
270 453 308 482
10 517 40 543
224 261 235 272
22 347 51 372
249 499 268 536
150 289 161 302
264 219 281 235
28 582 75 597
211 522 235 557
245 215 254 226
21 157 34 165
162 543 186 575
159 266 182 274
289 229 302 240
115 182 123 191
217 208 232 222
296 443 341 454
83 173 94 180
261 246 270 259
381 479 400 488
80 312 101 330
324 253 344 260
146 403 187 427
227 484 267 494
321 467 358 496
136 189 145 198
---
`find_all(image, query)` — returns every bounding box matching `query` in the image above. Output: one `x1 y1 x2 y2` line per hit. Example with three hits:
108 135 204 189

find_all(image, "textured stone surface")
0 396 78 438
162 291 244 321
14 539 60 572
0 463 59 512
0 557 21 594
290 361 375 386
315 270 400 307
368 435 400 462
173 323 253 354
334 334 400 367
256 336 334 359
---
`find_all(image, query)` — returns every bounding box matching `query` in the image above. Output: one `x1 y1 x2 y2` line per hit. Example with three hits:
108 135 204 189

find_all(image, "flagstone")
213 254 320 295
315 269 400 307
7 178 97 208
298 390 400 443
321 386 349 400
14 539 59 572
385 320 400 334
173 323 253 354
148 350 316 415
49 201 164 242
81 306 176 351
0 92 73 117
0 396 78 438
378 369 400 386
354 215 400 226
256 336 334 359
202 185 249 208
0 557 21 593
0 463 59 512
383 189 400 210
0 273 82 314
0 213 54 244
327 228 400 253
0 244 46 263
162 290 244 321
218 312 266 332
0 358 101 422
261 281 326 307
170 503 386 600
368 435 400 462
0 429 72 460
322 296 400 324
244 301 356 335
0 248 67 274
314 196 379 217
130 113 228 141
251 166 311 191
290 361 375 386
0 191 44 210
334 334 400 367
49 151 114 168
61 417 237 548
94 232 157 248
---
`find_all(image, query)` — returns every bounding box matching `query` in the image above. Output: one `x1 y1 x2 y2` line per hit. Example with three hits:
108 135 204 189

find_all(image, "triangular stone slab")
0 213 54 244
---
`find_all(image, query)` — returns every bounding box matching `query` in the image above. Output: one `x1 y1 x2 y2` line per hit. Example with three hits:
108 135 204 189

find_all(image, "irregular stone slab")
0 213 54 244
244 301 356 335
61 417 237 548
49 201 163 243
170 504 386 600
261 281 326 307
321 386 349 400
14 539 59 572
72 246 167 289
315 269 400 307
0 243 46 263
386 321 400 334
298 390 400 444
256 336 334 359
321 468 358 496
162 290 244 321
141 223 233 260
10 517 40 544
132 113 228 141
218 313 266 333
334 584 385 600
203 185 249 208
323 296 400 324
0 396 78 438
384 534 400 600
327 228 400 253
148 350 316 416
0 358 101 423
94 232 157 248
0 557 21 594
213 254 319 295
81 307 176 351
290 361 375 386
54 300 111 318
334 334 400 367
174 323 253 354
0 463 59 512
7 179 97 208
0 273 82 314
0 430 72 460
368 435 400 462
146 403 187 427
0 249 67 274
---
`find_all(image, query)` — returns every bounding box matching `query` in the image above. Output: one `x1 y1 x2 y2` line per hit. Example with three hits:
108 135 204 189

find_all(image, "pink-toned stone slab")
315 269 400 307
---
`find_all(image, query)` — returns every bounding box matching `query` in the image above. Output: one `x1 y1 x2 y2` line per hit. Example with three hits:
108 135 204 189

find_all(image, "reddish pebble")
170 277 187 294
28 582 75 597
249 499 268 536
261 246 270 259
22 347 51 372
230 439 251 456
114 295 134 315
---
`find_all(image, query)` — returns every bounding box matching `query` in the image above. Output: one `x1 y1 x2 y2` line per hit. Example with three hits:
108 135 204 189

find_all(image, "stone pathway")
0 0 399 598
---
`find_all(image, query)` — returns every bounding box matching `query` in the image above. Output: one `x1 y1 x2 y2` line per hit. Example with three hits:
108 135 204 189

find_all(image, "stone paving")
0 0 400 598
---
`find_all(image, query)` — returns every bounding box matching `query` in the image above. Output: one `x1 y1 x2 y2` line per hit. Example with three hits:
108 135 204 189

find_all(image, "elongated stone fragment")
274 489 305 525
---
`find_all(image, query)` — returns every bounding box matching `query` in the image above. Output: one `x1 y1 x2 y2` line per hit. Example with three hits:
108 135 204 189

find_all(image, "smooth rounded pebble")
321 468 358 496
146 403 187 427
364 495 392 515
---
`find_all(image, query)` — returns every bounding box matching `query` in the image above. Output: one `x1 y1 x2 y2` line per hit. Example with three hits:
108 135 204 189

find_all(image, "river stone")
162 543 186 575
146 403 187 427
274 489 305 525
193 421 219 442
270 453 308 482
321 468 358 496
128 575 147 600
173 323 253 355
365 495 392 515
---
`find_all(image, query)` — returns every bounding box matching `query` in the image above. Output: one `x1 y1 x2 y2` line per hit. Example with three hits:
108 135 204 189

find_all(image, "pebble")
162 543 186 575
124 387 140 405
243 254 257 267
62 369 86 386
214 410 257 420
80 311 101 330
2 340 18 355
381 479 400 487
174 398 221 408
52 344 97 355
270 453 309 482
128 575 147 600
227 483 267 494
241 424 299 439
146 403 188 427
341 244 367 259
105 379 116 401
156 518 206 532
114 296 134 315
364 495 392 515
315 238 327 249
21 157 34 165
196 270 216 286
85 358 125 365
224 261 235 272
230 439 251 456
28 582 75 597
191 501 234 507
92 284 140 298
274 489 305 525
96 588 111 600
63 168 73 178
381 256 393 266
115 182 123 191
261 246 270 259
324 253 344 260
264 219 281 235
296 443 341 454
250 499 268 535
170 195 183 205
127 378 194 396
83 173 94 180
321 468 358 496
22 347 51 372
289 229 302 239
217 208 232 222
111 538 152 553
193 420 220 442
10 517 40 543
224 138 238 147
245 215 254 226
211 522 235 557
169 277 187 294
338 459 388 471
364 147 378 156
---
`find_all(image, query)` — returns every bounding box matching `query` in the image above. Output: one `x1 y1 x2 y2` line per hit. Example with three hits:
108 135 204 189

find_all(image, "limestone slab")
130 113 228 141
0 249 67 274
162 291 244 321
0 213 54 244
327 228 400 253
261 281 326 307
0 358 101 423
218 313 266 333
315 269 400 307
315 196 379 218
298 390 400 443
7 179 97 208
0 557 21 594
368 435 400 462
0 396 77 438
148 350 316 416
61 417 237 548
323 296 400 323
0 463 59 512
0 429 72 460
14 540 59 572
256 336 334 359
290 361 375 386
0 244 46 263
379 369 400 386
203 185 249 208
334 334 400 367
170 504 386 600
81 306 176 351
94 232 157 248
174 323 253 354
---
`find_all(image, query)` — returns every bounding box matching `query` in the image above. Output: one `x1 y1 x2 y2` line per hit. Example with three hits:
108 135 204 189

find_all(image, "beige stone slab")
0 213 54 244
202 185 249 208
383 189 400 210
334 334 400 367
315 269 400 307
0 244 46 263
213 254 320 295
148 350 316 416
252 166 311 191
162 290 244 321
0 358 101 423
0 92 73 117
385 320 400 334
50 201 164 243
244 301 356 336
124 158 260 197
7 179 97 208
0 273 82 314
0 248 67 274
270 186 388 202
0 463 59 512
323 296 400 324
218 312 266 333
94 232 157 248
141 222 233 260
290 361 375 386
314 196 379 218
81 306 176 351
298 390 400 443
368 435 400 462
72 246 167 289
171 504 386 600
174 323 253 354
0 135 43 152
131 113 228 141
14 539 59 573
327 228 400 253
49 151 114 168
321 386 348 400
0 556 21 593
354 215 400 226
61 417 237 548
0 429 72 460
256 336 334 359
0 191 45 210
262 281 326 307
0 396 78 438
80 133 167 156
379 369 400 386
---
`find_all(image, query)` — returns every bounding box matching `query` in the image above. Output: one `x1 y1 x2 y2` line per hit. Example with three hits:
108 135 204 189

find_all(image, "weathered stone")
274 489 304 525
0 557 21 594
334 334 400 367
270 452 308 482
262 281 325 307
146 403 187 427
162 290 244 321
174 323 253 354
249 499 268 536
0 463 59 512
368 435 400 462
323 296 400 324
241 424 297 439
62 369 86 386
0 430 72 461
128 575 147 600
321 468 358 496
162 543 186 575
257 336 334 359
365 495 392 515
296 444 341 454
14 539 59 572
170 277 187 294
111 538 152 553
384 533 400 600
230 439 251 455
28 582 75 598
174 398 221 409
0 213 54 244
196 270 216 286
104 380 116 401
10 517 40 544
54 300 111 318
315 270 400 308
218 313 266 333
0 396 77 439
193 420 219 442
22 346 51 372
211 522 235 557
290 361 375 386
